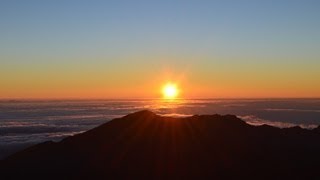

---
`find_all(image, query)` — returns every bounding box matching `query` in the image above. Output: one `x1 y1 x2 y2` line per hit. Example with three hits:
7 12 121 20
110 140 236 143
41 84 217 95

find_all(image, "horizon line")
1 97 320 101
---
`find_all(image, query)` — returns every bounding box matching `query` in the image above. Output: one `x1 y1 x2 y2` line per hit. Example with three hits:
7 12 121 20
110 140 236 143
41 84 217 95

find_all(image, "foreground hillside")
1 110 320 179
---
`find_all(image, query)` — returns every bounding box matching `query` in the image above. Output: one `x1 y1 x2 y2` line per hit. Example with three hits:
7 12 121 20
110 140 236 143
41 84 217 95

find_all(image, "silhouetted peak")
223 114 244 122
284 126 304 134
195 114 247 126
288 126 303 130
124 110 156 118
2 110 320 180
312 125 320 133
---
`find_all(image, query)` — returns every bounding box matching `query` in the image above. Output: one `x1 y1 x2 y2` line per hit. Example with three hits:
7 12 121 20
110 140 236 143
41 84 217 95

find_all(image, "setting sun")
162 83 179 99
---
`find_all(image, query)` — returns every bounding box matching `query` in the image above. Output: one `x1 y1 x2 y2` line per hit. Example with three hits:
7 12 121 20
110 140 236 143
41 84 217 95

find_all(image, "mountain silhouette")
1 110 320 179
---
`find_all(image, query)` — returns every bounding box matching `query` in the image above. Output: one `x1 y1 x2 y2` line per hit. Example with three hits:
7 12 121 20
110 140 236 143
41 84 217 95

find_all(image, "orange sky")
1 55 319 99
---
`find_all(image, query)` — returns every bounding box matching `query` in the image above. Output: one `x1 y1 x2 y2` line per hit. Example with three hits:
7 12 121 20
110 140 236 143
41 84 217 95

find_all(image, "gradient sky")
1 0 320 98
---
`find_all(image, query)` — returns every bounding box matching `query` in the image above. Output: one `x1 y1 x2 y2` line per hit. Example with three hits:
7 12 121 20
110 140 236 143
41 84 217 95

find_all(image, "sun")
162 83 179 99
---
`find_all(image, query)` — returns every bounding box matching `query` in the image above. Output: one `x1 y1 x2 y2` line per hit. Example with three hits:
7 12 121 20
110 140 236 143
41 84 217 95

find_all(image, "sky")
0 0 320 99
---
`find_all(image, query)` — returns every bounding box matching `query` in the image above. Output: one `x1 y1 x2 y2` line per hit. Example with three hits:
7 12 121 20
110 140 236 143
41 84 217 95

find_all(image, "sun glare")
162 83 179 99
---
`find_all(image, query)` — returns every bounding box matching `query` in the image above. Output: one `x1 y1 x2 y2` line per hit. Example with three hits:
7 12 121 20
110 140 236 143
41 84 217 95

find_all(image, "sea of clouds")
1 99 320 159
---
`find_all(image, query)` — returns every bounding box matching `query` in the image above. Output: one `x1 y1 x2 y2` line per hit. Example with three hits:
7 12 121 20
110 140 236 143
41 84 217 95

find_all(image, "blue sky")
1 0 319 57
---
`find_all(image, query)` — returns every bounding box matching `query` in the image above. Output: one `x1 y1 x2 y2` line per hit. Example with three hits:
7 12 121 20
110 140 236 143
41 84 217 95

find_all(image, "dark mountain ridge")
1 110 320 179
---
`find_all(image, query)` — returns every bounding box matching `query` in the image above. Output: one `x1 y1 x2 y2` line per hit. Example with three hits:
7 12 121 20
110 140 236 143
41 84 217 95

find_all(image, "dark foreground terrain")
1 110 320 179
